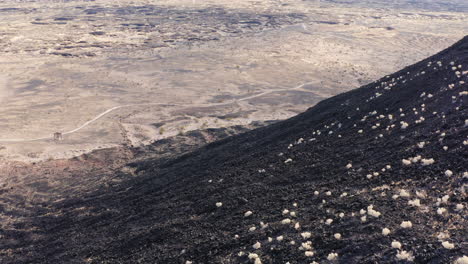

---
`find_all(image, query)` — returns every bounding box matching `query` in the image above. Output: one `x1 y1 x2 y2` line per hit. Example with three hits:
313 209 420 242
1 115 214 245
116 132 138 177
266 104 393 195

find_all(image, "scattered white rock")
334 233 341 239
408 199 421 207
392 241 402 249
367 206 381 217
327 252 338 261
244 211 253 217
442 241 455 249
216 202 223 207
455 256 468 264
416 190 427 198
301 232 312 239
445 170 453 177
412 155 422 163
252 241 261 249
400 221 413 228
248 253 259 260
396 250 414 261
301 241 313 250
402 159 412 166
421 158 435 166
437 232 450 240
399 189 411 197
382 228 391 236
442 195 450 203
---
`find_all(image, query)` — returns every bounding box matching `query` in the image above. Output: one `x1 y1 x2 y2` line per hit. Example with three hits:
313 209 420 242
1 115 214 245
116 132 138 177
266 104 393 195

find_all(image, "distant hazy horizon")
315 0 468 12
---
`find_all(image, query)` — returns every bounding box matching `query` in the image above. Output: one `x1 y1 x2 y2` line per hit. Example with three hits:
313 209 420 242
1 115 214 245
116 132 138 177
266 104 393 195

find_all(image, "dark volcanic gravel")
0 37 467 263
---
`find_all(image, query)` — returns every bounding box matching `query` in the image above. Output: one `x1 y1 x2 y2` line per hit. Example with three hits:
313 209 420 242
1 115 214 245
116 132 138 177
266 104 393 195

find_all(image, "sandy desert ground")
0 0 467 161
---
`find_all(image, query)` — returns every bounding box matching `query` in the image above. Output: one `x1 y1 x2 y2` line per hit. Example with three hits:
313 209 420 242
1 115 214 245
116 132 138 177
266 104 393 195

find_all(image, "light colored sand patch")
0 75 12 102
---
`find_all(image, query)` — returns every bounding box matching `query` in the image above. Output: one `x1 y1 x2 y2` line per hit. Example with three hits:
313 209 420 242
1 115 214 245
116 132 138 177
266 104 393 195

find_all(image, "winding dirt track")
0 82 316 142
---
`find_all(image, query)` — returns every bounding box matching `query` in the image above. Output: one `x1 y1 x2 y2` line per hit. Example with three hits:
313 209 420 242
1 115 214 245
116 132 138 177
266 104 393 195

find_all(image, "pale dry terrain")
0 0 466 161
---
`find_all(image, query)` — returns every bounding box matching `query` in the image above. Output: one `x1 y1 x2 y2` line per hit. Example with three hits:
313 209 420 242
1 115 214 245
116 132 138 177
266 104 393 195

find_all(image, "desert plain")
0 0 467 162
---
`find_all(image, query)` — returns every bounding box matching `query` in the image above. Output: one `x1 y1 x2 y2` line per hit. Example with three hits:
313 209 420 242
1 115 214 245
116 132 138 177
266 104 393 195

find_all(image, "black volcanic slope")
2 37 468 264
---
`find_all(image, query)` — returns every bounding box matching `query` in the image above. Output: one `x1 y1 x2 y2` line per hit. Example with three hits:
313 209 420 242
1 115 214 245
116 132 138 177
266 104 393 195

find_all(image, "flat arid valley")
0 0 467 263
0 0 466 161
